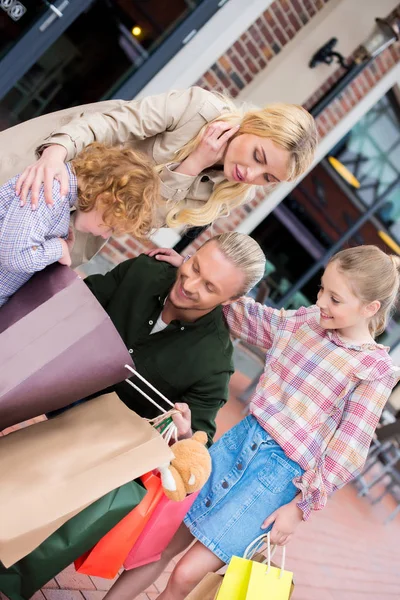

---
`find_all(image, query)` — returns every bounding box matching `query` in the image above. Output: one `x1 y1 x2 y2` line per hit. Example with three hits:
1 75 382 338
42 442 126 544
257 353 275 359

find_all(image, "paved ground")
2 370 400 599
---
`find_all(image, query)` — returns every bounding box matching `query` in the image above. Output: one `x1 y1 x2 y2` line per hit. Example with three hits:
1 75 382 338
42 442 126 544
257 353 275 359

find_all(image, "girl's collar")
326 329 389 351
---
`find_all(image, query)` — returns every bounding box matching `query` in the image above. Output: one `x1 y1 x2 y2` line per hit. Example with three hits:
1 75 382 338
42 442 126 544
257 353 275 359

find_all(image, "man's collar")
156 290 223 328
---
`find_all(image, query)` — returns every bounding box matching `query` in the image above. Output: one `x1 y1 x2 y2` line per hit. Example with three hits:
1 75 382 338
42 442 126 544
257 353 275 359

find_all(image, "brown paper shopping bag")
0 263 133 429
0 393 174 567
185 573 222 600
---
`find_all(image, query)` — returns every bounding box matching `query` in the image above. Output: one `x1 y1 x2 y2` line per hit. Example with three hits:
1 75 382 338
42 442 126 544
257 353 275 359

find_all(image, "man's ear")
221 294 244 306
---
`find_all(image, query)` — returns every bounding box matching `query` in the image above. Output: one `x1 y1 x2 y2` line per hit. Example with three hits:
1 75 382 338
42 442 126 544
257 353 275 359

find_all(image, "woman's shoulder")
170 86 235 125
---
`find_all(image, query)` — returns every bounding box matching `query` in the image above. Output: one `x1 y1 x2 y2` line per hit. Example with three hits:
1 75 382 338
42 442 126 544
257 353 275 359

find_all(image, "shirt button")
251 443 257 451
128 349 133 354
222 481 229 489
237 463 243 470
149 320 154 325
205 499 211 508
201 175 209 182
181 326 185 331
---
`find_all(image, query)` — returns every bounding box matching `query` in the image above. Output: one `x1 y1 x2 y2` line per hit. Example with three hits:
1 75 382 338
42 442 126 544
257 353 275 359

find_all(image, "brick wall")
100 0 400 265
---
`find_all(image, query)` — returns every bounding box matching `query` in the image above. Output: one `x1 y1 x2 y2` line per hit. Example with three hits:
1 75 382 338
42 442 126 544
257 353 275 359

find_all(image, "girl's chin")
320 317 335 328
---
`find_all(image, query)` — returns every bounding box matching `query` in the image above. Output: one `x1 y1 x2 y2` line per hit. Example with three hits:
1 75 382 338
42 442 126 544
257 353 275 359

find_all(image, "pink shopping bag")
123 489 199 569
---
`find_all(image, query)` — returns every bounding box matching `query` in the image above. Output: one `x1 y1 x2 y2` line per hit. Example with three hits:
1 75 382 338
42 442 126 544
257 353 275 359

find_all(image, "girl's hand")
16 145 69 209
58 238 72 267
146 247 184 268
261 498 303 546
176 122 239 176
172 403 192 438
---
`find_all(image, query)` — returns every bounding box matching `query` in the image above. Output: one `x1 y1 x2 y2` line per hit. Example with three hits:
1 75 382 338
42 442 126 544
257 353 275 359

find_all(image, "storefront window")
0 0 205 128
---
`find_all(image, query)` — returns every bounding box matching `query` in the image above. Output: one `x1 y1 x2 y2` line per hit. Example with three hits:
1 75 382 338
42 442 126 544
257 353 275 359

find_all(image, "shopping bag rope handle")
125 365 178 443
125 364 174 413
148 411 179 444
244 533 286 578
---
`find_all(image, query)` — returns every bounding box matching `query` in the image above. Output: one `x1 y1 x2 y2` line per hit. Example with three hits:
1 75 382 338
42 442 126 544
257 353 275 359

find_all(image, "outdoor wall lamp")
358 17 400 61
306 12 400 118
309 38 347 69
309 17 400 69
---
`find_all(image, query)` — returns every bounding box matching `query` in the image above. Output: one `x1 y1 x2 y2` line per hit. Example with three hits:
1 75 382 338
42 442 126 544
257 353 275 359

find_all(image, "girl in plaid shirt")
104 245 400 600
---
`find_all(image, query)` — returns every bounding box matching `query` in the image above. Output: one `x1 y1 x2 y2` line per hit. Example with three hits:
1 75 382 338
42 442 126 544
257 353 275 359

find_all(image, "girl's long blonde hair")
163 98 317 228
329 246 400 337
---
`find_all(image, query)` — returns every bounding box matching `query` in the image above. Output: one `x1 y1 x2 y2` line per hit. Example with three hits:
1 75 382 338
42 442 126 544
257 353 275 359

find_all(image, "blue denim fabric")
184 415 304 564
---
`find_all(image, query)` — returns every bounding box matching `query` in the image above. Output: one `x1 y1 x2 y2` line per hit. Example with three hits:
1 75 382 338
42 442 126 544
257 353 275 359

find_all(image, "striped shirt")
0 164 77 307
224 299 399 520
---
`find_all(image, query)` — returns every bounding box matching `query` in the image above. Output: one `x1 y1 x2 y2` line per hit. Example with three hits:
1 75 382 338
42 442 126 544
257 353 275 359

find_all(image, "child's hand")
146 247 184 268
261 497 303 546
58 238 72 267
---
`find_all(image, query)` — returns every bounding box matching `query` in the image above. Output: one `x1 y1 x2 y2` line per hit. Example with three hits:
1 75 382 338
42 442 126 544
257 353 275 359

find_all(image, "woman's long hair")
162 97 318 228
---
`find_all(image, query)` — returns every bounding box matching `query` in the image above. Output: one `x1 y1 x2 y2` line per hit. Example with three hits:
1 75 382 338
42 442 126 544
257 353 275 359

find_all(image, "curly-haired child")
0 142 159 307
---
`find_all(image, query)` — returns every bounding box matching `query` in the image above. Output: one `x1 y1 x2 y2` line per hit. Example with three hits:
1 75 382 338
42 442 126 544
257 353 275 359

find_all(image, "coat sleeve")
39 87 220 202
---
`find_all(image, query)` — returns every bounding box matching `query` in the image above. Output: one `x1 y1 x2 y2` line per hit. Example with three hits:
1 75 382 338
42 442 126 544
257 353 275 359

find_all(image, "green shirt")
85 255 234 445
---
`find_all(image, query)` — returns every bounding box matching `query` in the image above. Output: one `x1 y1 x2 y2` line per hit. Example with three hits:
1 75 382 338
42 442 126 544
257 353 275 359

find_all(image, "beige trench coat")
0 87 243 267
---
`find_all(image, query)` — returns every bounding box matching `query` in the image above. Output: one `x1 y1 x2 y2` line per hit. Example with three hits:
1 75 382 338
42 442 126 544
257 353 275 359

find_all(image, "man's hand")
172 402 192 438
146 247 184 268
58 238 72 267
261 497 303 546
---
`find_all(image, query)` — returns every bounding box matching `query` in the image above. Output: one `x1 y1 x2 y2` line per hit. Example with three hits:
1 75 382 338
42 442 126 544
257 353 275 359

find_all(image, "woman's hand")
172 403 192 438
16 145 69 209
58 238 72 267
261 497 303 546
146 247 184 268
176 122 239 177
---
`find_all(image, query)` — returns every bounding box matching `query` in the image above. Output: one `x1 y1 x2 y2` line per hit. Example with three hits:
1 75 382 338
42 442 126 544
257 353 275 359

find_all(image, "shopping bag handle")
244 533 286 578
125 365 178 443
125 364 174 414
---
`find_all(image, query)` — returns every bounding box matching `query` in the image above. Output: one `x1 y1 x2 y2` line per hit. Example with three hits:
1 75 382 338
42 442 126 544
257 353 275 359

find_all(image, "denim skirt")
184 414 303 564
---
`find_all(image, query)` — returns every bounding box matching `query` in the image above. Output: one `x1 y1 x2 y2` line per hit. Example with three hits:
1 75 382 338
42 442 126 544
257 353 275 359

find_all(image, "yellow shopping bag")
216 534 293 600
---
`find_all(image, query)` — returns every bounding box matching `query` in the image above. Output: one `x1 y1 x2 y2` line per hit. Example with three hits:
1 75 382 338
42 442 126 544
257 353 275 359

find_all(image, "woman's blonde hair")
164 99 317 228
329 245 400 337
72 143 159 239
207 232 266 295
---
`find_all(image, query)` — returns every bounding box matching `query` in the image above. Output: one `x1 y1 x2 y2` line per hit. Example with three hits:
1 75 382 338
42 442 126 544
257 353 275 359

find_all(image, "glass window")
0 0 205 129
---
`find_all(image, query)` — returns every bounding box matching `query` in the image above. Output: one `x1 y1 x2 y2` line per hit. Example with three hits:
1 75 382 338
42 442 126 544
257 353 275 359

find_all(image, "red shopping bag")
124 488 199 570
74 472 163 578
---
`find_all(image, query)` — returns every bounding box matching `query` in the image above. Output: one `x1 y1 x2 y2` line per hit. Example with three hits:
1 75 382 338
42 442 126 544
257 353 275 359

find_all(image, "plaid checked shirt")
0 164 78 307
224 299 399 520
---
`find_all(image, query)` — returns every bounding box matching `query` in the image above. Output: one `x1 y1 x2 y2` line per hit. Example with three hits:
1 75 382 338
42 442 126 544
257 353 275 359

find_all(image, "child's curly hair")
71 143 160 239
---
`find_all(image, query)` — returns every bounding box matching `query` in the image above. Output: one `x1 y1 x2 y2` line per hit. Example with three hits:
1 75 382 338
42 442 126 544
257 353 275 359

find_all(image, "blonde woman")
0 86 317 268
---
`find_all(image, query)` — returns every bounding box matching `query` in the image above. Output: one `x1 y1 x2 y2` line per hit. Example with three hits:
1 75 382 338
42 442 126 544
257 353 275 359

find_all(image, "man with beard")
82 232 266 445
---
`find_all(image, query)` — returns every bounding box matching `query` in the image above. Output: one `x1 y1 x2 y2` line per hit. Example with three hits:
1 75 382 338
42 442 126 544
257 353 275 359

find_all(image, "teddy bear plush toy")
158 431 212 502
